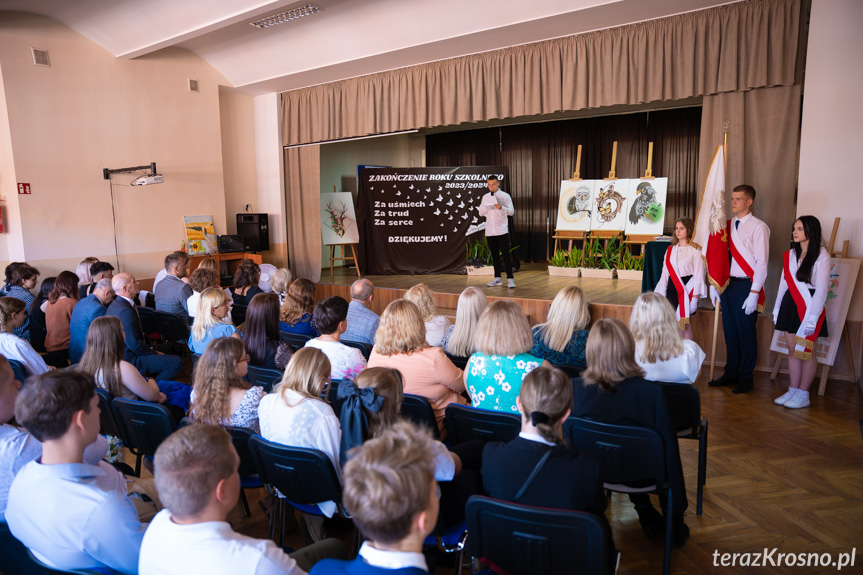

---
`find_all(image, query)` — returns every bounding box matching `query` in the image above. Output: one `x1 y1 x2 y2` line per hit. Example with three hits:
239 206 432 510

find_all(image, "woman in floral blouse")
465 300 550 413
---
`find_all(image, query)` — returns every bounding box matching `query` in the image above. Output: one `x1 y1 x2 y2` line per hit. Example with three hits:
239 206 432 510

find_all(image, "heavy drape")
283 146 322 282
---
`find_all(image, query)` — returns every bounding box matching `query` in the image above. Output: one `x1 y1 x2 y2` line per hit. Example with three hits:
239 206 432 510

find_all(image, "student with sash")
654 217 706 340
708 185 769 394
771 216 830 409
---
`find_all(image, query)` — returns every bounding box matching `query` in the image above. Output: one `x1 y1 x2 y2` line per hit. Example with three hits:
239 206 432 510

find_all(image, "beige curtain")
697 84 802 308
281 0 801 145
283 146 322 282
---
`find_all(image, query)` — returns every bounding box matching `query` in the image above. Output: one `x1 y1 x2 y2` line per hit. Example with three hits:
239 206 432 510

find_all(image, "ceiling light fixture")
250 5 321 29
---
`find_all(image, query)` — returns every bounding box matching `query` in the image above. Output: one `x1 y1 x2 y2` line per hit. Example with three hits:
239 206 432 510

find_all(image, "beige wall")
0 12 230 280
798 0 863 321
219 88 258 236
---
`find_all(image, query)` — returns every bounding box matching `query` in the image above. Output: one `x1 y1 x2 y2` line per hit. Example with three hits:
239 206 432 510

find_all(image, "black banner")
359 166 510 274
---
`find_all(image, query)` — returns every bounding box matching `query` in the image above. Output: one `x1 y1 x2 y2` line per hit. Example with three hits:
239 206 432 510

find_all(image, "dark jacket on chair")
69 294 107 363
106 297 154 362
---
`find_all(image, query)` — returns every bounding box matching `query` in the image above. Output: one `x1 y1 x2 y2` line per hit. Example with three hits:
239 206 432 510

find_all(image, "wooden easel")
622 141 658 258
552 145 588 259
769 217 856 395
329 243 360 280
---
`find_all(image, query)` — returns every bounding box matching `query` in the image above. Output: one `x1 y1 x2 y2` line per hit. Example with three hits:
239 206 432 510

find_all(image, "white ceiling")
0 0 735 95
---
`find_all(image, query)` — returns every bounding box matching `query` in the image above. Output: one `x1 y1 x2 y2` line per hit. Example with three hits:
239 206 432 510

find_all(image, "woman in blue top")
189 287 241 354
279 278 319 337
465 300 549 413
529 285 590 370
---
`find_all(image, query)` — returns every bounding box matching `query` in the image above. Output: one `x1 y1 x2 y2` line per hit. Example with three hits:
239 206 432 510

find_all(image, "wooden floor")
160 366 862 575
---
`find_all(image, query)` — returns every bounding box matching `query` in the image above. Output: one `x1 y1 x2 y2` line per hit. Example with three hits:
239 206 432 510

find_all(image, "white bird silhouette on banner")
438 186 443 191
434 208 441 215
436 194 443 201
453 227 458 233
448 215 453 220
472 216 478 223
462 212 469 220
456 193 462 198
409 185 414 189
444 209 449 215
458 202 465 209
396 191 401 196
447 199 454 206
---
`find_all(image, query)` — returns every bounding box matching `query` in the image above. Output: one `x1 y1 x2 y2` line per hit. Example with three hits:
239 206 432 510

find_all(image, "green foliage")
595 234 623 270
549 246 584 268
616 249 645 271
466 236 518 268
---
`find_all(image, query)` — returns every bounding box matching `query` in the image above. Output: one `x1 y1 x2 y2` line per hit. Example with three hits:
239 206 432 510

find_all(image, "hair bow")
337 378 385 467
530 411 550 426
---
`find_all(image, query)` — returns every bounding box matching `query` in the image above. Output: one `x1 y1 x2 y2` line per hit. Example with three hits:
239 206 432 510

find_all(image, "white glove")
689 299 698 314
709 286 720 307
801 316 817 337
742 292 759 315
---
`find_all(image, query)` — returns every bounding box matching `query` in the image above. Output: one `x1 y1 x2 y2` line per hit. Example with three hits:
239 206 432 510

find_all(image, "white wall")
797 0 863 320
253 93 287 267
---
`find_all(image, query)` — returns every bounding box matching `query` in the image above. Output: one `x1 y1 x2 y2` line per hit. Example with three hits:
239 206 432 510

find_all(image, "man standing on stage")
478 175 516 288
708 184 769 394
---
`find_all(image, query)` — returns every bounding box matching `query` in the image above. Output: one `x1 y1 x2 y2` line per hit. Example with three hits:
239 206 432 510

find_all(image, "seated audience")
44 270 79 359
0 297 50 375
187 266 230 322
306 296 367 380
0 356 109 518
140 424 346 575
243 292 294 371
466 301 548 413
529 286 591 370
27 276 54 353
341 278 379 346
571 318 689 546
190 337 266 433
74 257 99 287
5 263 39 342
69 278 115 364
630 292 705 384
78 261 114 299
310 422 439 575
367 300 465 436
79 316 190 423
155 251 194 323
107 273 184 381
258 347 341 538
280 277 319 337
404 283 450 347
6 371 147 574
269 267 293 306
440 286 487 358
0 263 22 296
195 257 233 302
189 287 241 355
230 259 263 307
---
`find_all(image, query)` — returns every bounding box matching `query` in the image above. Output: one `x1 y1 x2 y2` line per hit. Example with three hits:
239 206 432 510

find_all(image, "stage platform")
317 262 643 325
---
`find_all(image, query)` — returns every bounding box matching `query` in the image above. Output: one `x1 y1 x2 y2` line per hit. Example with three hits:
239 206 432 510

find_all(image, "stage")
317 262 642 325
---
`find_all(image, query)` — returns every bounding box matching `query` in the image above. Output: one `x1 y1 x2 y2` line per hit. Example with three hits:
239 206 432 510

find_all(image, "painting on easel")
556 180 594 232
624 178 668 236
590 179 630 232
183 215 217 255
321 192 360 246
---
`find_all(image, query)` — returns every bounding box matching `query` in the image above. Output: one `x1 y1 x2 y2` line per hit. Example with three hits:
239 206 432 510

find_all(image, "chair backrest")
190 352 202 370
231 305 248 328
400 394 440 439
154 310 189 343
340 339 371 360
324 380 348 415
465 495 610 575
551 363 581 379
246 365 283 394
445 353 468 370
247 435 342 506
653 381 702 437
0 520 36 575
7 360 26 386
444 403 521 445
94 388 122 438
136 306 160 338
563 416 668 488
111 398 176 457
227 427 259 478
279 331 312 348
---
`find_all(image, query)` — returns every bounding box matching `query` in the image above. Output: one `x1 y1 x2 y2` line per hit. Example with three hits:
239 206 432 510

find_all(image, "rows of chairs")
137 307 189 354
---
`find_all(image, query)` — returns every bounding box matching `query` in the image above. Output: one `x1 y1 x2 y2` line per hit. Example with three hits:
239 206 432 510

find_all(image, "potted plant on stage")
615 248 645 281
580 233 621 279
547 246 582 277
465 237 494 275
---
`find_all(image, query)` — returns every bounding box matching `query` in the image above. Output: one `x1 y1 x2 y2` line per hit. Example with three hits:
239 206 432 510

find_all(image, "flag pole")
709 128 729 382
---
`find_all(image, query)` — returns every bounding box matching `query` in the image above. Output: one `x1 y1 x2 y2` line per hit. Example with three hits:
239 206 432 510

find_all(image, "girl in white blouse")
404 283 451 347
772 216 831 410
630 292 706 384
258 346 341 535
654 217 707 340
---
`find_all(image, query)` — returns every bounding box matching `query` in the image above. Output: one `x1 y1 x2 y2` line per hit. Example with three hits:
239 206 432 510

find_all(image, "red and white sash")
665 246 692 328
728 219 765 312
783 250 826 361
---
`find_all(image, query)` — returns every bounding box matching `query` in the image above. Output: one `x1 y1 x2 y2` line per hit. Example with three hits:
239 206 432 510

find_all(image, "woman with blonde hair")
654 217 706 340
80 315 189 423
404 283 450 347
75 257 99 286
190 337 265 433
367 299 465 436
440 287 488 358
0 297 50 375
189 287 240 354
572 318 689 547
465 300 549 413
258 347 341 536
269 268 293 306
529 286 591 370
630 292 705 384
279 278 319 337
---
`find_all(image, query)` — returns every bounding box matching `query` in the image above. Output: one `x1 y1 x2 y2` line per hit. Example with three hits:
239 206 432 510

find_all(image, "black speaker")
236 213 269 252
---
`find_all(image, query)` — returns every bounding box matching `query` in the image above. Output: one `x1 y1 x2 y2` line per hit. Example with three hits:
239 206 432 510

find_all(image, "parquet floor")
160 362 863 574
